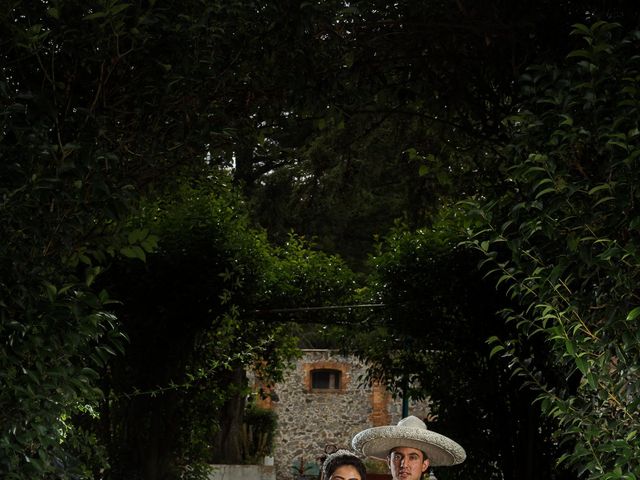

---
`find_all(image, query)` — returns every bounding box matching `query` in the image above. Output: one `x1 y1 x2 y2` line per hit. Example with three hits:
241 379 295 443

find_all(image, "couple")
322 416 465 480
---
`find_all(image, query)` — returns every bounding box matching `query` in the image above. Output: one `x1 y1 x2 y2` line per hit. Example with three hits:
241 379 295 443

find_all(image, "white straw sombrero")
351 416 466 467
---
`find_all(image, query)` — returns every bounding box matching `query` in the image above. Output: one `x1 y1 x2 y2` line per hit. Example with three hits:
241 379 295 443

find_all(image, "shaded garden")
1 1 640 479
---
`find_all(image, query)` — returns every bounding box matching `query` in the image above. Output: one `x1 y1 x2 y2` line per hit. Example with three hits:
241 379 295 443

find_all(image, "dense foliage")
98 180 357 479
4 1 640 479
245 0 640 268
343 212 572 480
467 22 640 479
0 1 353 477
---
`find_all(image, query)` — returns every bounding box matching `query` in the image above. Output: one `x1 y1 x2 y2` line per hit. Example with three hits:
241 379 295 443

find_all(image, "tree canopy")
3 1 640 480
98 179 356 479
466 21 640 478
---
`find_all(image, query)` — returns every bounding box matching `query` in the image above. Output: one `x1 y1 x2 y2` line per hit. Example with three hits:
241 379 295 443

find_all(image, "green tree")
344 210 573 480
0 1 340 476
467 22 640 478
99 179 357 480
5 1 640 478
244 1 640 269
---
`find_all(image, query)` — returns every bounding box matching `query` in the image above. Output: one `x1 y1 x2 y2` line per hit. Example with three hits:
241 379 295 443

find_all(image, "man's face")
387 447 429 480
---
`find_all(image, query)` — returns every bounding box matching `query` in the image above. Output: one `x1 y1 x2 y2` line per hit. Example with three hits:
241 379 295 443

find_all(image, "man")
351 416 465 480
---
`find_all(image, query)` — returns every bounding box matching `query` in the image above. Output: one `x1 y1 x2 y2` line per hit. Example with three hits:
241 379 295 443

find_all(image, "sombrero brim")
351 425 466 467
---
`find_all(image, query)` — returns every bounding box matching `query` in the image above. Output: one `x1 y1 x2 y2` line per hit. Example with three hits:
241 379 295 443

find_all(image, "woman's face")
330 465 362 480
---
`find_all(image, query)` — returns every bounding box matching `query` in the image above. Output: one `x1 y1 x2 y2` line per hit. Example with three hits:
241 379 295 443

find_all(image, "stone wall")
267 350 432 480
207 464 275 480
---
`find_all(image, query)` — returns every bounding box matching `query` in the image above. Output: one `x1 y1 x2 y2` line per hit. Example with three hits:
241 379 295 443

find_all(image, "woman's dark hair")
321 449 367 480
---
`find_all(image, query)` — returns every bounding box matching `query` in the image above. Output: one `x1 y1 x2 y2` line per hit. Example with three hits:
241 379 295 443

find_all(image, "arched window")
311 369 342 390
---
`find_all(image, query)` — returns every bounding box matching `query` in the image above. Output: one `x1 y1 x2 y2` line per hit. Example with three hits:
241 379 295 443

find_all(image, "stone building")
256 349 432 480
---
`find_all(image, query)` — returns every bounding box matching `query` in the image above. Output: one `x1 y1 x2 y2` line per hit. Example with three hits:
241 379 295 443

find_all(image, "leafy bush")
467 22 640 479
348 210 572 479
241 405 278 464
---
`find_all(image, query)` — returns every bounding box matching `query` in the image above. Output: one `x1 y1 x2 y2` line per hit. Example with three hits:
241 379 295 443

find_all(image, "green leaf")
120 246 147 261
83 11 108 20
587 183 611 195
44 282 57 302
535 187 556 199
128 228 149 244
141 236 159 252
489 345 504 358
533 178 554 191
567 49 592 59
559 114 573 126
80 367 100 379
571 23 591 35
593 196 615 207
85 266 102 287
626 307 640 321
110 3 131 15
575 356 588 376
565 340 575 355
405 147 418 160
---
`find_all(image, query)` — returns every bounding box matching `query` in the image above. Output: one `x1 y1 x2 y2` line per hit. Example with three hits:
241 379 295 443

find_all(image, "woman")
321 449 367 480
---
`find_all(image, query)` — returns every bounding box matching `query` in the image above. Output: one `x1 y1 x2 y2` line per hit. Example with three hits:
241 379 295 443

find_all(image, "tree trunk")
210 364 248 464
